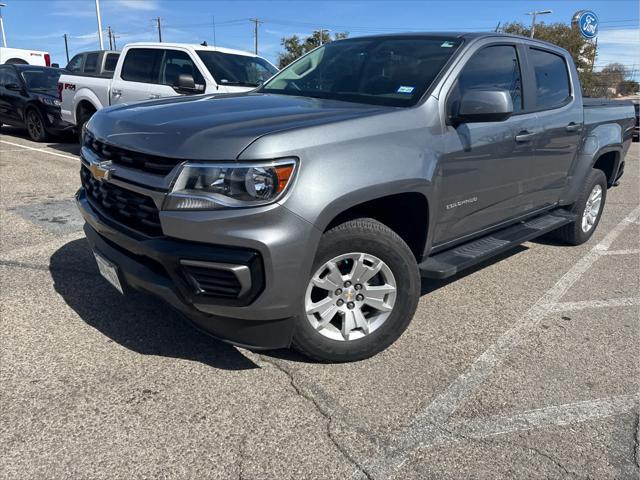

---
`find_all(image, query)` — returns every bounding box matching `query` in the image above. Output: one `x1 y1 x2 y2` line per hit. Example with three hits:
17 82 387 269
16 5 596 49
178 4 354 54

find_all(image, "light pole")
95 0 104 50
318 28 330 46
526 9 552 38
0 3 8 48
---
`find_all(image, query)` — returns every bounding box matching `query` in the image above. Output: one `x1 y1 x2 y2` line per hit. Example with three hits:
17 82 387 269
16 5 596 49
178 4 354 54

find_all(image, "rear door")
145 48 206 99
525 47 582 207
110 47 162 105
434 43 541 245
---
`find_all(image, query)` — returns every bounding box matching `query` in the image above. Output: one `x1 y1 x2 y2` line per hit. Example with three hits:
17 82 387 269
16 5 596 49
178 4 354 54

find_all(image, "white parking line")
361 205 640 478
599 249 640 256
0 140 78 161
446 395 639 440
550 297 640 312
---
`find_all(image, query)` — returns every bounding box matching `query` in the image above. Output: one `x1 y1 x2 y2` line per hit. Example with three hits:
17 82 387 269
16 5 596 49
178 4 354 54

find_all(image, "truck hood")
89 93 392 160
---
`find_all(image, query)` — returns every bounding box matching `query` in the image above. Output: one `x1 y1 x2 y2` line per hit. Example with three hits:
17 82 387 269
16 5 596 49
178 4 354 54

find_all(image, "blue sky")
3 0 639 75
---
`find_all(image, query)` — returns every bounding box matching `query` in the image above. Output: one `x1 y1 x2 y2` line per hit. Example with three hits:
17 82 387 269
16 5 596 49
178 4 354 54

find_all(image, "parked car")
76 33 635 362
0 64 71 141
59 43 278 141
0 46 51 66
633 101 639 141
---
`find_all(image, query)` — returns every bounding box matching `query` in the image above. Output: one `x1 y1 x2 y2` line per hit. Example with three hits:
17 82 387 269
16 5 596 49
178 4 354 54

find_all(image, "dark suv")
0 64 71 141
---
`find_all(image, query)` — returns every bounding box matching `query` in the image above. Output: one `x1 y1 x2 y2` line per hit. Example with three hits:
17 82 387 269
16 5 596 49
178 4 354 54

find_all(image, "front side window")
529 48 571 109
261 37 462 106
66 54 83 73
197 51 278 87
160 50 205 87
0 67 19 86
451 45 523 114
121 48 163 83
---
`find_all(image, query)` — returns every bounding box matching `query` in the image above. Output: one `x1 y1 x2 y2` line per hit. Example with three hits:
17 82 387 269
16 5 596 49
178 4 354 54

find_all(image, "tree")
592 63 639 97
278 31 349 68
500 22 597 93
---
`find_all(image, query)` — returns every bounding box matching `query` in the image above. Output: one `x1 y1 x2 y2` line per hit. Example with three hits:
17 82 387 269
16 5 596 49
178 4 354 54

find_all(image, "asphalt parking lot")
1 127 638 480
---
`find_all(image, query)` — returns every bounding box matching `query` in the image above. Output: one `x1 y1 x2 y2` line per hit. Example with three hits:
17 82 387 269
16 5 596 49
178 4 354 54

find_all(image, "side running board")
419 210 576 279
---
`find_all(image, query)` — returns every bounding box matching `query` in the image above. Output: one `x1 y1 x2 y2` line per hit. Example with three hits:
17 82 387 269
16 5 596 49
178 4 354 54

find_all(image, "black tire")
77 117 88 144
553 168 607 245
292 218 420 362
25 108 48 142
76 106 95 144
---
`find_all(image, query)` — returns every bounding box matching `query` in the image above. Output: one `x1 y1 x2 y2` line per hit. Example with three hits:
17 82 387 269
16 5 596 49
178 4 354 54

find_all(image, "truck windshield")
261 37 462 107
21 68 61 94
196 51 278 87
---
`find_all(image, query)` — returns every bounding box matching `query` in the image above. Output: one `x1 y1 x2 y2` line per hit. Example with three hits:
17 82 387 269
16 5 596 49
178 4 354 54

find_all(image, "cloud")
111 0 159 11
594 27 640 76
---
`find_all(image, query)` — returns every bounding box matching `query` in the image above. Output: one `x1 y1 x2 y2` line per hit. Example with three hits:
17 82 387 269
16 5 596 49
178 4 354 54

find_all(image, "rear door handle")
111 89 121 96
515 131 536 143
148 94 160 99
565 122 583 132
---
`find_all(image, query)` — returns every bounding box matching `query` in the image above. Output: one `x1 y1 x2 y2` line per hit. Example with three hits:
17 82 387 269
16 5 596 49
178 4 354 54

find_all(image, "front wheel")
293 218 420 362
25 108 48 142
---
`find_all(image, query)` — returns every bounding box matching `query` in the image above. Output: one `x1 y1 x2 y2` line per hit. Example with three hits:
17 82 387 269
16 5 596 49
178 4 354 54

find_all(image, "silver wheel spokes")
582 184 602 233
305 252 397 341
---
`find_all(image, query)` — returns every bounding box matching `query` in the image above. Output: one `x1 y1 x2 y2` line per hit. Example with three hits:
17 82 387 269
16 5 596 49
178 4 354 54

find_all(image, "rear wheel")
25 108 48 142
553 169 607 245
293 218 420 362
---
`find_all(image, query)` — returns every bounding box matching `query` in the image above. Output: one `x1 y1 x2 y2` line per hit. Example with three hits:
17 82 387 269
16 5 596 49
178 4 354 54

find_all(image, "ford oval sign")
573 10 598 39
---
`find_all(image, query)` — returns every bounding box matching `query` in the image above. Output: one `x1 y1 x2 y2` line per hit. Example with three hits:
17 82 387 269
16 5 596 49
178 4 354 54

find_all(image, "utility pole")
0 3 7 48
526 9 552 38
318 28 330 46
113 33 118 50
95 0 104 50
156 17 162 42
494 22 501 33
250 18 262 54
212 15 216 47
63 33 69 63
107 26 113 50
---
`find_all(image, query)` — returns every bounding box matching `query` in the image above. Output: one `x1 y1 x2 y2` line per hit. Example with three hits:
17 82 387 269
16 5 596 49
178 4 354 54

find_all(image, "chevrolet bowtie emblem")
89 160 115 182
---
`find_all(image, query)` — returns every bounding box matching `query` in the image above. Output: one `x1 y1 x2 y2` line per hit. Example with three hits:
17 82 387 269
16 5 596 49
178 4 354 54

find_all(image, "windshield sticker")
397 86 415 94
441 41 455 48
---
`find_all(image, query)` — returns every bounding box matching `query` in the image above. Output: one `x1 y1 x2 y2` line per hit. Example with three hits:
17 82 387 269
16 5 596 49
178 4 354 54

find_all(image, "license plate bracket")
93 251 124 294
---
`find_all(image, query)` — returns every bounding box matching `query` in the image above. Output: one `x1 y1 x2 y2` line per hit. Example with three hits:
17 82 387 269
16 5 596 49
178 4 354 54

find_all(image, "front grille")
81 165 162 236
84 131 181 175
182 264 243 298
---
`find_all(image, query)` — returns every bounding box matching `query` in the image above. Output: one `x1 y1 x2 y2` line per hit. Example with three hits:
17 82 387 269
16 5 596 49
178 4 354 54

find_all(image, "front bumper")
43 107 74 133
77 188 319 349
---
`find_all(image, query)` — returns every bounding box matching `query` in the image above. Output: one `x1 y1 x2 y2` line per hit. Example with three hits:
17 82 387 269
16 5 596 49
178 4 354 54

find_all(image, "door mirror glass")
453 89 513 124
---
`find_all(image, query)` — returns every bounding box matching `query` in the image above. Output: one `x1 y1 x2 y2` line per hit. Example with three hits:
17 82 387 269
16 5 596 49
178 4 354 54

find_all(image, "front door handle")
566 122 583 132
148 94 160 99
515 131 536 143
111 89 121 96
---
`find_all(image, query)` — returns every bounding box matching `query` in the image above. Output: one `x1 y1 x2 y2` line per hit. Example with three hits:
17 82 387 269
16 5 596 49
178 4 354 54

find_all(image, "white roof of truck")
124 42 261 58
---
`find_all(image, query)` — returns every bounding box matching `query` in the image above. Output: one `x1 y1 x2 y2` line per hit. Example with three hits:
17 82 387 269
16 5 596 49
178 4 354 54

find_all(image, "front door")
0 66 25 125
433 44 541 246
145 49 206 100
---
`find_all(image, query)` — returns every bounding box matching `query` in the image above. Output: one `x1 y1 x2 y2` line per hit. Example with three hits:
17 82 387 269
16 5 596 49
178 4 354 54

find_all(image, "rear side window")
159 49 205 87
66 54 83 73
0 67 21 86
121 48 163 83
104 53 119 72
84 53 99 73
452 45 523 113
529 48 571 109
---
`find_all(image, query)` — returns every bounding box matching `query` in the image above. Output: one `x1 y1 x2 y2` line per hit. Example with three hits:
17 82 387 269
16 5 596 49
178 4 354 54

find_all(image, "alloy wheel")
304 252 397 341
26 111 44 140
581 184 602 232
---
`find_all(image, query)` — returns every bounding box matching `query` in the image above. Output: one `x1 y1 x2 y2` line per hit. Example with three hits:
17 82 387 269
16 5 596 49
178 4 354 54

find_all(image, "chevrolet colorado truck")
59 43 278 141
76 33 635 362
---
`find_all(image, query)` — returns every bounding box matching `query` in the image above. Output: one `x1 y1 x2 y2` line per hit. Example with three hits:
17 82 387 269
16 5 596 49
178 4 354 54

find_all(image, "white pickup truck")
0 47 51 66
59 42 278 140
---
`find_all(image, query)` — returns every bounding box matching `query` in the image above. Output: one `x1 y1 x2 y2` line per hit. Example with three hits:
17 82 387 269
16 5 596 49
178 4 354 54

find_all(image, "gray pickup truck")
76 33 635 362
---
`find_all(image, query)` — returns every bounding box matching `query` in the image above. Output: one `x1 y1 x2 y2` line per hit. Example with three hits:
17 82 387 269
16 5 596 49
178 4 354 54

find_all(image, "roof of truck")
125 42 261 58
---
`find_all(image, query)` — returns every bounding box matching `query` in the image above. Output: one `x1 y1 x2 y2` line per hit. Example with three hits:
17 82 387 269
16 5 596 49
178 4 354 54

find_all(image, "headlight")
164 159 297 210
37 95 61 107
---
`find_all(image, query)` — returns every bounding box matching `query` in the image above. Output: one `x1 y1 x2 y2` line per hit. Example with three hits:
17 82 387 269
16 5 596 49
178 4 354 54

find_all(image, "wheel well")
76 100 97 124
324 192 429 261
593 151 619 187
5 58 28 64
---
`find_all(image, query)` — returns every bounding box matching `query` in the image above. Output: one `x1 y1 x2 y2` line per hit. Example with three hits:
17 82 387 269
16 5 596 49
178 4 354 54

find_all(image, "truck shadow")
49 238 259 370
